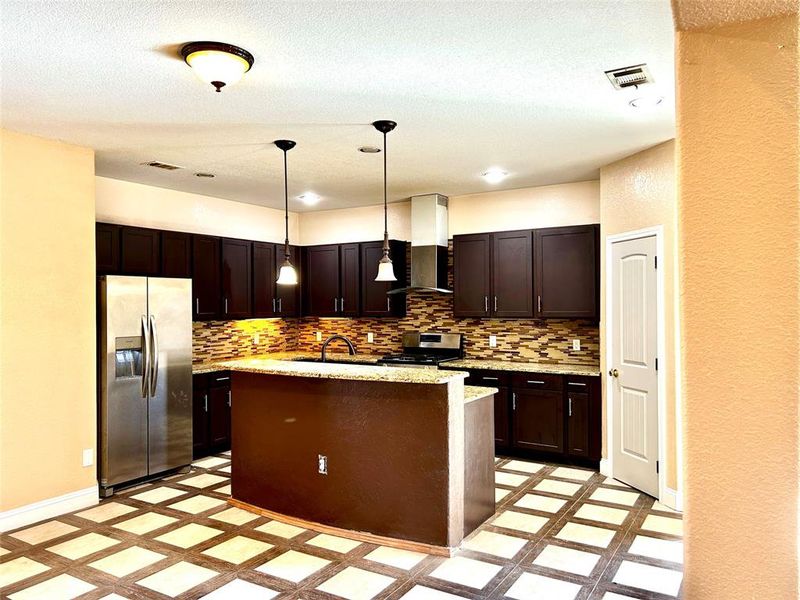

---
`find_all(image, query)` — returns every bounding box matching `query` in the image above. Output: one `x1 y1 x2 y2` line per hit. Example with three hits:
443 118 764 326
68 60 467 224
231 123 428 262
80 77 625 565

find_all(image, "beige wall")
96 176 299 244
599 140 679 492
298 181 600 245
676 12 799 598
0 130 97 512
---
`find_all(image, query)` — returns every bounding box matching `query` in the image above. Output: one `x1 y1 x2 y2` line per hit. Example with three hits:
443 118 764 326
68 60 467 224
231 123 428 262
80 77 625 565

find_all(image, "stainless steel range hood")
388 193 452 295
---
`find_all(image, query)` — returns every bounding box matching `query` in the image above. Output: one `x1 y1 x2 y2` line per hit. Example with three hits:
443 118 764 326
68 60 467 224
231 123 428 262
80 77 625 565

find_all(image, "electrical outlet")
82 448 93 467
367 332 374 343
572 339 581 351
316 331 322 342
318 454 328 475
253 333 260 345
489 335 497 348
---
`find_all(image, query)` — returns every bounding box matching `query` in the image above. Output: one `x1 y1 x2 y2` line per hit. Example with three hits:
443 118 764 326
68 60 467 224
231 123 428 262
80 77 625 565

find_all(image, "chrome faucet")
321 335 357 362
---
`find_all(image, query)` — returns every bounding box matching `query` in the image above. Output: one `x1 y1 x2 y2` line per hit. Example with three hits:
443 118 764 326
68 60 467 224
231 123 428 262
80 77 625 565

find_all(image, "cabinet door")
339 243 360 317
359 240 407 317
534 225 598 318
192 235 221 320
221 239 252 319
453 233 491 317
161 231 192 278
494 386 510 450
96 223 120 273
121 226 161 275
304 245 340 316
192 387 209 458
492 230 533 318
512 388 564 453
275 245 302 317
208 386 231 450
567 392 590 458
253 242 277 318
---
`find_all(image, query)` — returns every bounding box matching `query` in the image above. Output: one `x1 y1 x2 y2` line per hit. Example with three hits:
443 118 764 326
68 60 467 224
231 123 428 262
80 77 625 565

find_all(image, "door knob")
609 368 619 378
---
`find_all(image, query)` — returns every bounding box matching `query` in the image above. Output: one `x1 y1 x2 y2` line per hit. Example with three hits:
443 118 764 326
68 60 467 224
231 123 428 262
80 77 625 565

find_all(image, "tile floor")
0 454 683 599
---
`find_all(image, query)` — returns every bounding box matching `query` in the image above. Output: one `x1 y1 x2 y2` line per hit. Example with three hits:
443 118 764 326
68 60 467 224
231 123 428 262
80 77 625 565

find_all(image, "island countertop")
444 358 601 377
195 357 467 385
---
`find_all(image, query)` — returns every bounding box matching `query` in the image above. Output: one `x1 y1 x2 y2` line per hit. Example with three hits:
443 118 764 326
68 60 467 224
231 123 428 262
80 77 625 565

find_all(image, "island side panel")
463 393 496 537
231 372 452 546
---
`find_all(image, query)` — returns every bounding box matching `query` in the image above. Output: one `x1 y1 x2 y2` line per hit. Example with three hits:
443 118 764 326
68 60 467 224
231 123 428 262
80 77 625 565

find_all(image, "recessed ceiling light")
298 192 321 205
358 146 381 153
481 168 508 184
195 172 215 178
180 41 254 93
629 96 664 109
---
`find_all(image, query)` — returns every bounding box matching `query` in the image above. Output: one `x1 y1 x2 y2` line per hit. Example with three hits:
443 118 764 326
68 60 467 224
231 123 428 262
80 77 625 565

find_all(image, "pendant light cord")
283 148 290 260
383 130 389 254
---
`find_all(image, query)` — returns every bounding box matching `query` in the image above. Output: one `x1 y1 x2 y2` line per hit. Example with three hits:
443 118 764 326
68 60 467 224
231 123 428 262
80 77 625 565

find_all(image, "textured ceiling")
0 1 675 211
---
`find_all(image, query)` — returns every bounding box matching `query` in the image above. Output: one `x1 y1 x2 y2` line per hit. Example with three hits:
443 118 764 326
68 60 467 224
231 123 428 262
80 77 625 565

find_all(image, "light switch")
367 332 374 343
572 339 581 351
316 331 322 342
489 335 497 348
82 448 93 467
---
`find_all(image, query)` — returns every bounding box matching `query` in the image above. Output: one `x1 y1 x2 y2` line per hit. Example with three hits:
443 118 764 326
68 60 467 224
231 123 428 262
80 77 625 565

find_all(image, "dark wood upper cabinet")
304 245 340 317
161 231 192 278
534 225 599 319
275 244 302 317
453 233 491 317
360 240 407 317
96 223 120 273
120 226 160 276
512 388 564 453
339 243 360 317
492 230 533 318
192 235 221 320
253 242 277 318
221 238 252 319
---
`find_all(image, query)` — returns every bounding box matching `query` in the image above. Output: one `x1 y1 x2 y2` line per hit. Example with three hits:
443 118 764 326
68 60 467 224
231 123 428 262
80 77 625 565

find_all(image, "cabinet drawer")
511 373 563 391
208 371 231 387
466 370 511 387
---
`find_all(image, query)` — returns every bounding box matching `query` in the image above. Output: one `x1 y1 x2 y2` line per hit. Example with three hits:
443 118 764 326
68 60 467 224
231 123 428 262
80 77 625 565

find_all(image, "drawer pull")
568 382 587 387
215 376 230 382
482 376 499 381
527 380 546 385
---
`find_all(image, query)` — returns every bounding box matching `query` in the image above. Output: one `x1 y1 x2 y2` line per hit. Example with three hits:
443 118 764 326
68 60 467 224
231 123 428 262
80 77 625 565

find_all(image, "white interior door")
611 235 659 497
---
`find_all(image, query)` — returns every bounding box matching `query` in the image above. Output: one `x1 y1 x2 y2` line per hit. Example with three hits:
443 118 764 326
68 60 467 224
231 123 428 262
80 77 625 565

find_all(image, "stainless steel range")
378 332 463 367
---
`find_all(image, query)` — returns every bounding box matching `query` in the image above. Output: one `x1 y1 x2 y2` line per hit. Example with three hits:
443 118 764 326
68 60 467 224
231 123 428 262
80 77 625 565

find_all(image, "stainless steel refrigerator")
98 276 193 496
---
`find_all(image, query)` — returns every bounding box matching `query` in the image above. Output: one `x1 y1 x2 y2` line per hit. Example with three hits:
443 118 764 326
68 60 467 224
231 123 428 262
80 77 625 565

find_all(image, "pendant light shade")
274 139 299 286
373 120 398 282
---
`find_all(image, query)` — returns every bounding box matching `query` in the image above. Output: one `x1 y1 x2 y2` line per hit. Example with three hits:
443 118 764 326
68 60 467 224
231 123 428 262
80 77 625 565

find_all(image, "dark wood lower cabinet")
567 391 589 457
193 372 231 459
512 388 564 453
494 386 510 449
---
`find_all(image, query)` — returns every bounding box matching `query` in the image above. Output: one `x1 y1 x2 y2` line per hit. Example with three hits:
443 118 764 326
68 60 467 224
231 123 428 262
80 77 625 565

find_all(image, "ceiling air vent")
605 64 653 90
142 161 183 171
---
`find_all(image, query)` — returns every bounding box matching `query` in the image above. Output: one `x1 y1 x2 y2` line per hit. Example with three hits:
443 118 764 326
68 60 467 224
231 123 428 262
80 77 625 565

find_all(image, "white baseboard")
0 486 98 532
599 458 612 478
660 486 683 512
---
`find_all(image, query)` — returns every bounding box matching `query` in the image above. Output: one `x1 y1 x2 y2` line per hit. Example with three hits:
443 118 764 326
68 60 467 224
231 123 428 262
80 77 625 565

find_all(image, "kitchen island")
211 358 496 554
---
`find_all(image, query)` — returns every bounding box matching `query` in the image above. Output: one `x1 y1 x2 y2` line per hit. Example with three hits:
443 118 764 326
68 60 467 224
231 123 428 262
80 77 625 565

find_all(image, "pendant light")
373 120 398 281
275 139 299 285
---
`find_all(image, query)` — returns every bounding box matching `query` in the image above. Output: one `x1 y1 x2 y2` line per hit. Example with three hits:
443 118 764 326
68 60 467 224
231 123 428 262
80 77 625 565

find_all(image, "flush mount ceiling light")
275 139 299 286
298 192 321 206
482 168 508 184
629 95 664 109
373 120 398 282
180 41 254 92
358 146 381 154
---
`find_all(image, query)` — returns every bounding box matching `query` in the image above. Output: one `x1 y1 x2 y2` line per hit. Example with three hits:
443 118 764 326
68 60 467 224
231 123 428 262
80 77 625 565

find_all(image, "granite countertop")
445 358 601 377
464 385 499 403
193 351 383 374
198 357 467 385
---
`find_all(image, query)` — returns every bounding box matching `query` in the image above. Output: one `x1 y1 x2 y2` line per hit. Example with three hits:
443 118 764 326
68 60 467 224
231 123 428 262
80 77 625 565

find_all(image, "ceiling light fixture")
358 146 381 154
181 41 254 93
629 96 664 109
482 168 508 184
298 192 321 205
274 139 299 286
373 120 398 282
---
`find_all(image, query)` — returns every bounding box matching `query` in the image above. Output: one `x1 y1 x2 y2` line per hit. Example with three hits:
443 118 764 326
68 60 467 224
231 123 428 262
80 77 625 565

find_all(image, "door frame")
603 226 669 505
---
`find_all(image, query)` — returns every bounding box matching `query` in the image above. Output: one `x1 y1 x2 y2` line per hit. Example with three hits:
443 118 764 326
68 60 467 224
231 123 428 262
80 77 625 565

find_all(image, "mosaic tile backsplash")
193 242 600 365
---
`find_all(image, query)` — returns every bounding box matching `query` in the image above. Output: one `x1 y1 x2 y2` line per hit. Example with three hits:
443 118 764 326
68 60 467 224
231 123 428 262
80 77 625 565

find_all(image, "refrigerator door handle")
149 315 159 395
141 315 150 398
